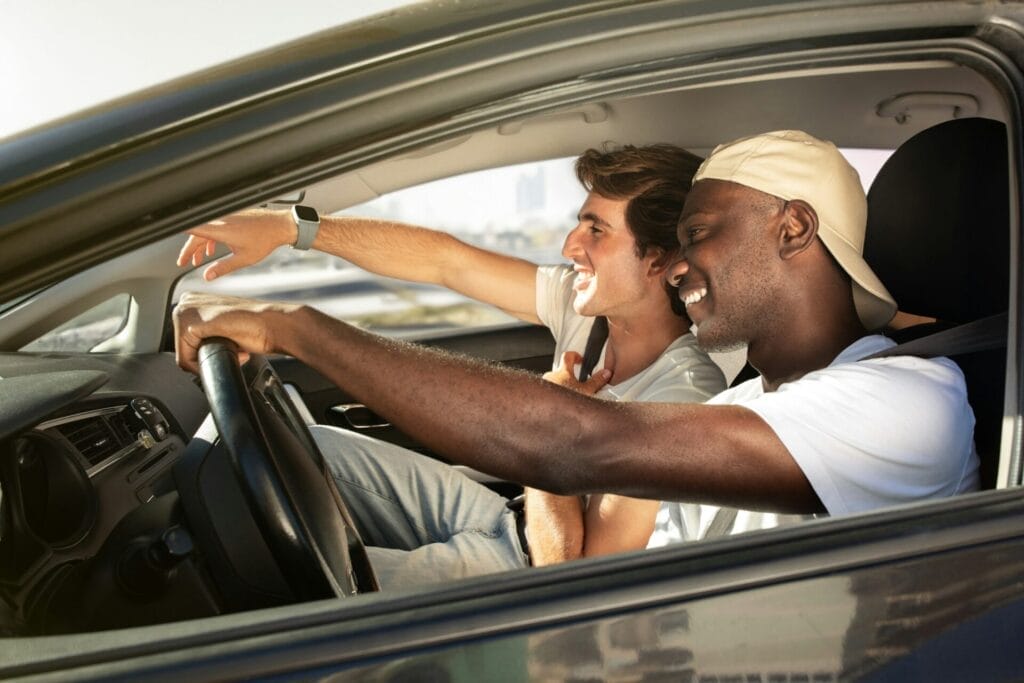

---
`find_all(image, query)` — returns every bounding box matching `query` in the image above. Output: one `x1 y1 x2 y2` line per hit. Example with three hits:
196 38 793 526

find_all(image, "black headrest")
865 118 1009 323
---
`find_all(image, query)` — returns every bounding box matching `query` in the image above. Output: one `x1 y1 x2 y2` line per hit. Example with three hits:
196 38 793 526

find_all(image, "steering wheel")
194 338 378 601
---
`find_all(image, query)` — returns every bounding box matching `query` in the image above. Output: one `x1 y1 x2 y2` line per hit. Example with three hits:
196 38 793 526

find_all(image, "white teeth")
574 271 594 286
683 287 707 307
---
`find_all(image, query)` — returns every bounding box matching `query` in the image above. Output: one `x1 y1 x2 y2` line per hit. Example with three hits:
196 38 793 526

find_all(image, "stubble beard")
692 253 782 354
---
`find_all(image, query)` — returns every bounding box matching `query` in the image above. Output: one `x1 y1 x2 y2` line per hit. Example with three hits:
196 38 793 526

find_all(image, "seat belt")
578 315 609 382
864 311 1007 360
704 506 739 539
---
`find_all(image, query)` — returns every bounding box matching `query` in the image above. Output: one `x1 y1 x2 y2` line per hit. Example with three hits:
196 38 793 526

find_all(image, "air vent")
107 409 136 444
56 415 128 466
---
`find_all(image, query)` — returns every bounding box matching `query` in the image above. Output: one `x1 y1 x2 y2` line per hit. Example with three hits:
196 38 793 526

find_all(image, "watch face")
293 205 319 222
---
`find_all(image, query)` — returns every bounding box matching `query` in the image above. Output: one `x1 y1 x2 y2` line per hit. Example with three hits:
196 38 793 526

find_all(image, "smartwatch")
290 204 320 250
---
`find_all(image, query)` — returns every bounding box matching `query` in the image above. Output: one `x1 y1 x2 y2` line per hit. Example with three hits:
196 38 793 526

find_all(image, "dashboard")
0 352 207 634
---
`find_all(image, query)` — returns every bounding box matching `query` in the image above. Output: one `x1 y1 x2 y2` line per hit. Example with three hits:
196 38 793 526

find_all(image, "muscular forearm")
524 488 584 565
279 305 618 491
177 295 822 511
314 216 538 320
281 306 819 510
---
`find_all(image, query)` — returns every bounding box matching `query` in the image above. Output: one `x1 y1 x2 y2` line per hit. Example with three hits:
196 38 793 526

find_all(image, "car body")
1 1 1024 680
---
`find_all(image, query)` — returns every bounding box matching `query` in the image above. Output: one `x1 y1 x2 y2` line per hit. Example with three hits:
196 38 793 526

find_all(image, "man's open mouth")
680 285 708 308
573 268 595 290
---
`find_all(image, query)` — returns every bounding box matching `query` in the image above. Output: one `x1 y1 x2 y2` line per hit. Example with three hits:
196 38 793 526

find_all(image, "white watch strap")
293 219 319 250
291 205 320 250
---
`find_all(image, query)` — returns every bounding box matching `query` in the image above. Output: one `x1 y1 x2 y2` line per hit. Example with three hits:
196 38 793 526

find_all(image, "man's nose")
562 225 583 259
666 251 689 287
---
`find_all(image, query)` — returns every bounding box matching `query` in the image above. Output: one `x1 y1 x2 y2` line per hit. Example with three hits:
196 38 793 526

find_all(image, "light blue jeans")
310 425 529 590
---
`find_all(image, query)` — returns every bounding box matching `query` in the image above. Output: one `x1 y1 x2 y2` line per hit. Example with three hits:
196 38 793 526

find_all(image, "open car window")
1 1 1022 679
172 158 585 338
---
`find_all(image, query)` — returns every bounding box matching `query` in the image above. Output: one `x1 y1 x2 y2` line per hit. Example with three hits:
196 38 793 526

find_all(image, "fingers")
179 236 255 281
542 350 612 396
560 351 583 371
547 350 614 396
202 253 248 281
172 301 201 374
178 211 289 280
177 234 213 268
176 221 239 270
175 321 250 373
173 292 288 375
542 351 582 384
580 367 612 393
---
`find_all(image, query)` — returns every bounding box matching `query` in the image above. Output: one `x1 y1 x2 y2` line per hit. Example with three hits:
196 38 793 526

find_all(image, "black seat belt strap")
864 312 1007 360
578 316 609 382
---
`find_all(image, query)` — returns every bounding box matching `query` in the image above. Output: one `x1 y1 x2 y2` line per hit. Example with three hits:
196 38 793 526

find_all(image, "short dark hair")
575 143 703 316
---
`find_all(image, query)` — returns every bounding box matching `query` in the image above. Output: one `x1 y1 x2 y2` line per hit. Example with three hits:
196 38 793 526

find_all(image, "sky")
0 0 414 140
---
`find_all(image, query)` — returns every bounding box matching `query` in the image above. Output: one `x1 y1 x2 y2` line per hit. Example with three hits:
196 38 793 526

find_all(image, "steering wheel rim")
197 338 378 600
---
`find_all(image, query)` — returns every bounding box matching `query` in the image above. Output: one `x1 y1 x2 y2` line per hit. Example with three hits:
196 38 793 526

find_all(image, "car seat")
864 117 1010 489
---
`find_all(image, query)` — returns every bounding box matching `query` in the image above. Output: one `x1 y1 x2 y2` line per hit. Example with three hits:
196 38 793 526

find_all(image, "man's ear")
646 247 677 276
779 199 819 260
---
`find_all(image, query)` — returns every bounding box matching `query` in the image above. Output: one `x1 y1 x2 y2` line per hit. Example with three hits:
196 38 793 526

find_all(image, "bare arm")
523 490 584 564
174 294 823 514
528 490 661 565
525 352 664 565
177 209 540 323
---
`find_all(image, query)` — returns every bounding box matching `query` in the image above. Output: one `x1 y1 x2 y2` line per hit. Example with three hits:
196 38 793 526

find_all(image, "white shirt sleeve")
534 264 575 341
736 356 978 514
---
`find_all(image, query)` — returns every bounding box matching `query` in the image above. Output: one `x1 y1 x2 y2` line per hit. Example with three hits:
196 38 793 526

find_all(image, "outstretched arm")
177 209 540 323
174 293 822 513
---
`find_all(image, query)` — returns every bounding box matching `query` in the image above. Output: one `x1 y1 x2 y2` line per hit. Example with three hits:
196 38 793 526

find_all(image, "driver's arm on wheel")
173 293 823 515
177 209 541 323
525 352 660 566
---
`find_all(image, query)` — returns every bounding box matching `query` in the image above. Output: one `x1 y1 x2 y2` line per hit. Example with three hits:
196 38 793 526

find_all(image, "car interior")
0 45 1016 640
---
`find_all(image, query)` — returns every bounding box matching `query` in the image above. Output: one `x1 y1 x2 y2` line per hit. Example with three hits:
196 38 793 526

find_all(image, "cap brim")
818 224 897 330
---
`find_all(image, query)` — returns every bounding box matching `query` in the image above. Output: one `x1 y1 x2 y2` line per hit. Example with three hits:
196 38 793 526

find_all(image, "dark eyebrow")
578 211 613 228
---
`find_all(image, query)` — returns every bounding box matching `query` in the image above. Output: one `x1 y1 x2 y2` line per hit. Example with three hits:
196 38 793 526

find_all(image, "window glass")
174 158 585 337
21 293 132 352
842 148 894 191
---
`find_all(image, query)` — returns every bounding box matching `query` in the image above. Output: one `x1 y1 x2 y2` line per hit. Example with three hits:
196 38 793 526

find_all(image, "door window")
173 157 584 337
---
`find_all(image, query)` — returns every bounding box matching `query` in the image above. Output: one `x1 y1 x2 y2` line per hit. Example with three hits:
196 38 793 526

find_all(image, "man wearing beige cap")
175 130 979 583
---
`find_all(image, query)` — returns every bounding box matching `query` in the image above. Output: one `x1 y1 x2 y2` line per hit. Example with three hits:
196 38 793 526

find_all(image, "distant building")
516 166 546 214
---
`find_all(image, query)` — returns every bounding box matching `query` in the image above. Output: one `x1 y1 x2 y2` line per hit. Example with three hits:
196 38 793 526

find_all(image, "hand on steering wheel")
193 338 378 601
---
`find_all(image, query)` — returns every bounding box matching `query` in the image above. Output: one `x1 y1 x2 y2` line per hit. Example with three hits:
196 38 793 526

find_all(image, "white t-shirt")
647 334 980 547
535 264 726 402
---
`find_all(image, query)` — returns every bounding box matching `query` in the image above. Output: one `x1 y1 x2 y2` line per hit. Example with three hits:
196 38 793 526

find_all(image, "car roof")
0 1 414 140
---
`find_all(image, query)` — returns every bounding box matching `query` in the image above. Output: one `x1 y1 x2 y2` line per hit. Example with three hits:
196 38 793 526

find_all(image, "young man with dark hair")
178 144 726 587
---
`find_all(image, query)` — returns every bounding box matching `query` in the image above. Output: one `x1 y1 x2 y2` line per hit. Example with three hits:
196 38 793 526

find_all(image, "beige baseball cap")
693 130 897 331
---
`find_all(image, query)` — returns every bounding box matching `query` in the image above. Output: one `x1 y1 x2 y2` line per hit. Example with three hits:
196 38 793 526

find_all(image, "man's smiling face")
669 179 788 352
562 192 665 318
